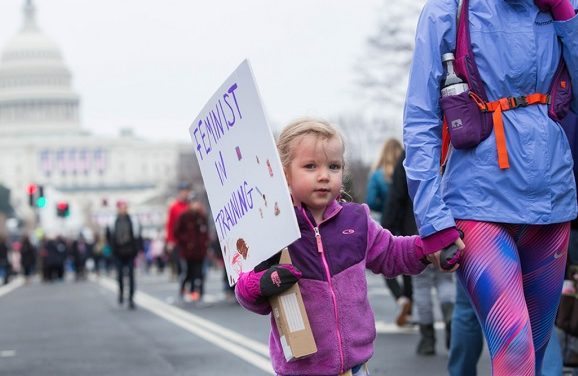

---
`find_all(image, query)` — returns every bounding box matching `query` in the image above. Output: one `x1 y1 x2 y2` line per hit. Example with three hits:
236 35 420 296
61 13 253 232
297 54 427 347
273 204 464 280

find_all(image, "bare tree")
352 1 426 143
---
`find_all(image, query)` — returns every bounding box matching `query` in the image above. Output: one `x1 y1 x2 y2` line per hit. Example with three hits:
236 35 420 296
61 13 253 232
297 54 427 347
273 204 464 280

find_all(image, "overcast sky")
0 0 383 143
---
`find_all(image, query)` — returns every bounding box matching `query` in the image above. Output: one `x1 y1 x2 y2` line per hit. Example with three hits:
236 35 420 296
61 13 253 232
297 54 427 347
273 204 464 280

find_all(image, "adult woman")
404 0 578 374
366 138 403 223
366 138 413 326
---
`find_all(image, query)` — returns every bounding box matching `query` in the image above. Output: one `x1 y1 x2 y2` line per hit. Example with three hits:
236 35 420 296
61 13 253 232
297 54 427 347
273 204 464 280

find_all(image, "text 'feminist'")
192 83 242 162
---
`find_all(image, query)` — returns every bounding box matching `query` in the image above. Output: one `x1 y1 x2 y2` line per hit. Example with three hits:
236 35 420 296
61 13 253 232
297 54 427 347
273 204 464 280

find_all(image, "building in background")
0 1 201 237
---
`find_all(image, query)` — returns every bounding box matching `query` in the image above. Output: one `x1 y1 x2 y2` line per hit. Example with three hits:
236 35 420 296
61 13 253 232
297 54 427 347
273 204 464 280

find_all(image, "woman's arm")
403 0 458 237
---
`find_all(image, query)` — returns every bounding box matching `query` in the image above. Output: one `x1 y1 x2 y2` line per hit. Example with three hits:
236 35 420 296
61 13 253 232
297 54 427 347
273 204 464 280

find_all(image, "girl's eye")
329 163 342 171
304 164 316 170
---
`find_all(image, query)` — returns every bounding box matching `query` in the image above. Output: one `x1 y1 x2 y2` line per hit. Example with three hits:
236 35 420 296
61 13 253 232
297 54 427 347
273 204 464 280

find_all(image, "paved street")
0 267 492 375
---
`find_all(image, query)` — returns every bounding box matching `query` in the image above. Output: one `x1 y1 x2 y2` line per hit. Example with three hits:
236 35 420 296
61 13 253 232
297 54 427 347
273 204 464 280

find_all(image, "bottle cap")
442 52 455 63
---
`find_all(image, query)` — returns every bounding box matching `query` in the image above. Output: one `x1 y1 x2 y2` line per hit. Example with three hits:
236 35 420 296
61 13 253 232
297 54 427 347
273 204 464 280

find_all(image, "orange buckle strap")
493 99 510 169
479 93 549 170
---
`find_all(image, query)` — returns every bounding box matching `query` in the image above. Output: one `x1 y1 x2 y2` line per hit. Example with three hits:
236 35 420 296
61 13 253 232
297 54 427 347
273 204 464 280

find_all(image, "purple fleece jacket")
235 200 427 376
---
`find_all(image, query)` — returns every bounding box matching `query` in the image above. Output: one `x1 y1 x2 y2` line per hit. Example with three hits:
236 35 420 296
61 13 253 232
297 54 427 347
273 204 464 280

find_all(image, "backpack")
441 0 573 170
114 215 133 253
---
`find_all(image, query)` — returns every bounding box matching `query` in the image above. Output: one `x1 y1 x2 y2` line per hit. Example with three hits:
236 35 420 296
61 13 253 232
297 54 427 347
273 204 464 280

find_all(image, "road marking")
375 320 444 334
92 276 274 375
0 278 24 298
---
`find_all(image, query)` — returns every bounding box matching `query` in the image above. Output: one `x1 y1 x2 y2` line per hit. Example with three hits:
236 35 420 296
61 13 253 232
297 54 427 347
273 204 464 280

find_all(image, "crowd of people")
0 189 231 310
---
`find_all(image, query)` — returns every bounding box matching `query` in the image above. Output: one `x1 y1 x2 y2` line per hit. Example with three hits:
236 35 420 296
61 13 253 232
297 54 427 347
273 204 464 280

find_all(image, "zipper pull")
314 227 323 253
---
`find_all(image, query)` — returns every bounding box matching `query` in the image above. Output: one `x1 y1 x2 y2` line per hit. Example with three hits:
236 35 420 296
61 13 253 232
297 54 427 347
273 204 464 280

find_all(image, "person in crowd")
366 138 403 222
19 234 36 283
92 233 105 276
149 230 166 274
41 233 68 282
165 181 192 281
564 210 578 376
70 233 91 281
101 233 114 275
210 232 235 302
367 138 413 327
142 235 153 274
235 118 459 376
0 235 10 285
383 149 455 355
174 199 209 302
404 0 578 373
107 200 141 310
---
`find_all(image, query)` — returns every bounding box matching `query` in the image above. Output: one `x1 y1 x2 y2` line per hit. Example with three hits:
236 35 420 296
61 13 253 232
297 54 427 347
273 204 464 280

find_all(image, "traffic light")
56 201 70 218
36 185 46 208
27 183 37 207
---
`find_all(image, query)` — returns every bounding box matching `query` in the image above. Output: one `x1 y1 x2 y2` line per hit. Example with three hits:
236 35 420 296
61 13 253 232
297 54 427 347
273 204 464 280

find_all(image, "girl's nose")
318 167 330 181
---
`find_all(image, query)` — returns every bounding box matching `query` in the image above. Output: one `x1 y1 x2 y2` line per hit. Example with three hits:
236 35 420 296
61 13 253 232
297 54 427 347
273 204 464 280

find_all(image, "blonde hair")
277 117 345 169
373 138 402 179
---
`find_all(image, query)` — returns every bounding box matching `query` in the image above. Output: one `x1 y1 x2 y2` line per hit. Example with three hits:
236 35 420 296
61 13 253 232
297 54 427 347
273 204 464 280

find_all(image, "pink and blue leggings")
455 220 570 375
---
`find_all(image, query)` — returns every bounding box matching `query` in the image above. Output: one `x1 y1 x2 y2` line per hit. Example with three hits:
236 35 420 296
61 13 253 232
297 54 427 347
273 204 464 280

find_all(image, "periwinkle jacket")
235 200 426 376
404 0 578 236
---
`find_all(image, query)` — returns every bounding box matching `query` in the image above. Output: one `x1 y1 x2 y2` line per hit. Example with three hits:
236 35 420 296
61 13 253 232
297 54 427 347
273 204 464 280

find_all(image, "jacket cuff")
552 0 576 20
415 227 460 258
236 270 264 303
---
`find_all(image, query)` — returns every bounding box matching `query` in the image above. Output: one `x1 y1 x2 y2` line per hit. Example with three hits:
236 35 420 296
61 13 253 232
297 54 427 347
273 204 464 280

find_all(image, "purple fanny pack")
441 91 493 149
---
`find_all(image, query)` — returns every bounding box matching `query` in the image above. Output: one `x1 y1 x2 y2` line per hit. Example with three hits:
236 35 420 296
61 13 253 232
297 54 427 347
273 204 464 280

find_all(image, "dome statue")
0 0 81 137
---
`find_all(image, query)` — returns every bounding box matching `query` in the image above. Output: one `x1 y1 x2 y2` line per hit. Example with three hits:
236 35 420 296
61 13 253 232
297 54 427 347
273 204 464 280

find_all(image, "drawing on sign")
274 202 280 216
266 159 274 177
236 238 249 259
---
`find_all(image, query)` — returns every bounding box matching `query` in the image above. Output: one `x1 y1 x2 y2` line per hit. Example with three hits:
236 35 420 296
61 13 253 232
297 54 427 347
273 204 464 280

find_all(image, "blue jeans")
543 328 563 376
448 280 563 376
448 280 483 376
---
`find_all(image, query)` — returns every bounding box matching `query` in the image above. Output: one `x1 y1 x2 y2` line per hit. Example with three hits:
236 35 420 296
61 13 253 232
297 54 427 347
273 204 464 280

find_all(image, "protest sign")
189 59 300 285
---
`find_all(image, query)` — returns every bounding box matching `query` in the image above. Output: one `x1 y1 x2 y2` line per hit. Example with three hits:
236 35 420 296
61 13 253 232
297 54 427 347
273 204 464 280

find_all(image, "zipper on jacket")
301 211 345 374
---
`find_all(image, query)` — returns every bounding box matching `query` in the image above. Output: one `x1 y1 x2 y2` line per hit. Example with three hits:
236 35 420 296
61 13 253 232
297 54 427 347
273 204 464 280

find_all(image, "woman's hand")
426 237 465 272
534 0 575 20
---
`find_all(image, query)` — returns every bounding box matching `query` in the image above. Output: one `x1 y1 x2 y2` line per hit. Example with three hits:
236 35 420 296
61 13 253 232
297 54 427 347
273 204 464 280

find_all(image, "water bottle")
441 53 469 97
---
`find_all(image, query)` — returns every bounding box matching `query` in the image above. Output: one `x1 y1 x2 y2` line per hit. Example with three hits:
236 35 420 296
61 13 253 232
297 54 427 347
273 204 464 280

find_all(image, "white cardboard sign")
189 60 300 285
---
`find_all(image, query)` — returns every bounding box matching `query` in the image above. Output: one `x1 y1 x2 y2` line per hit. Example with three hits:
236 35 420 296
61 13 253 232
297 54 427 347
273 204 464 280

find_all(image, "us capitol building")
0 1 200 236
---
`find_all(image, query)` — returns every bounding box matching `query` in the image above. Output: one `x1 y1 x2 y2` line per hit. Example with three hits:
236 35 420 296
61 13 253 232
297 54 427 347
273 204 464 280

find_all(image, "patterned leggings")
455 220 569 376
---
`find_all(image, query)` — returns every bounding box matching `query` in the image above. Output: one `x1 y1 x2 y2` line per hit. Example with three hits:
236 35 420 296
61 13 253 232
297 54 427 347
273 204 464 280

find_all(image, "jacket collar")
293 199 342 223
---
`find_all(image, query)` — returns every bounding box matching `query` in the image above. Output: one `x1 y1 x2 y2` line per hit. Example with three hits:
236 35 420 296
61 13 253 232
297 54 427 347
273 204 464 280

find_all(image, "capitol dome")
0 0 81 136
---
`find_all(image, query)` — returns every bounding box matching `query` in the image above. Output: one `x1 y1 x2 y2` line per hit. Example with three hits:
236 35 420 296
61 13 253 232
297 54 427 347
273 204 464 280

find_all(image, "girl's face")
285 134 344 221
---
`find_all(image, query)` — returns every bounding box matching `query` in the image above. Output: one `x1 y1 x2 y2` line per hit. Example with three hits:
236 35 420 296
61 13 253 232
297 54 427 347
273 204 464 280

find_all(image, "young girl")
235 118 458 376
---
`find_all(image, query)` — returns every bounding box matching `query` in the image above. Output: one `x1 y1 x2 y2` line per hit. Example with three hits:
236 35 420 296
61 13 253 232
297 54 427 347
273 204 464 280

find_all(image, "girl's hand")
258 264 302 297
252 251 302 298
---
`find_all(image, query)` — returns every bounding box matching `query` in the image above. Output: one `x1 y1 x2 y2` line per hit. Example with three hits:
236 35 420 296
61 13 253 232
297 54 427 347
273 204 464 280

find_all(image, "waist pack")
440 0 573 170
